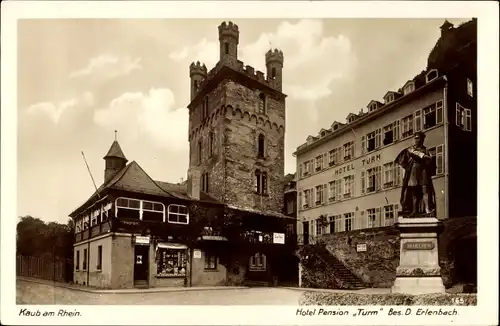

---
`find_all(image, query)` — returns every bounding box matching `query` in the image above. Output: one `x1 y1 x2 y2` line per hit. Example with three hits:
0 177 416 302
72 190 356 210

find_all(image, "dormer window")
426 69 438 83
385 94 395 104
369 103 378 112
333 124 339 131
404 82 415 95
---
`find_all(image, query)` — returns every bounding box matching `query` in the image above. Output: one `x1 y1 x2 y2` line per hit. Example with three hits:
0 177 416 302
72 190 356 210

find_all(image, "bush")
299 292 477 306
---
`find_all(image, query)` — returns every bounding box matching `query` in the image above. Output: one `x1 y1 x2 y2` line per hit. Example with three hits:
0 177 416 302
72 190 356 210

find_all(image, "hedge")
299 292 477 306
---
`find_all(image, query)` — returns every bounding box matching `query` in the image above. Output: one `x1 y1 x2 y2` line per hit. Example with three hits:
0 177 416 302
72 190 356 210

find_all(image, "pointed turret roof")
103 140 127 161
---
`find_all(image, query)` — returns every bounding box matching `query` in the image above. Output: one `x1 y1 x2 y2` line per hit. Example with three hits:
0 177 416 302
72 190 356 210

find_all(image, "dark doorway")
303 221 309 245
134 245 149 287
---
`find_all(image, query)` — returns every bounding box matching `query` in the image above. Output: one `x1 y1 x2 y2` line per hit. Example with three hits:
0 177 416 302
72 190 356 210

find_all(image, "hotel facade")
294 19 477 245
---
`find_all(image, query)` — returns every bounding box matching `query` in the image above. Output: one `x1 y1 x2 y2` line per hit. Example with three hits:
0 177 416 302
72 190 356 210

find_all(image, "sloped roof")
103 141 127 161
154 181 220 204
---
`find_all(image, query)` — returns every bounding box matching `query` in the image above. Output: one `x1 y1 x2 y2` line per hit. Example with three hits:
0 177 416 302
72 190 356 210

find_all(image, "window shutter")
395 204 399 219
376 207 382 228
361 170 365 194
393 120 400 140
465 109 472 131
375 129 381 148
360 211 365 229
436 101 443 124
352 174 356 196
361 136 366 154
415 109 422 132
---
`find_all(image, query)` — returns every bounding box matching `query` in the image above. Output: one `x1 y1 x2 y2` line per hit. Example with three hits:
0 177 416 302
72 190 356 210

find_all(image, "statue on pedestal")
394 132 437 217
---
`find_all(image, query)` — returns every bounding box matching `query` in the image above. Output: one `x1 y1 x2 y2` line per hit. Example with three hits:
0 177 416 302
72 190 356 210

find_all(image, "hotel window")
90 209 99 227
204 252 217 270
328 216 335 233
343 141 354 160
368 208 382 228
303 161 311 176
315 155 323 171
383 123 394 145
343 175 354 198
383 162 394 188
167 204 189 224
366 166 381 193
157 247 187 277
414 109 422 132
316 218 323 235
249 253 266 271
315 185 325 205
366 131 376 152
344 212 354 231
393 120 400 141
423 101 443 129
456 103 471 131
258 93 266 114
426 69 438 83
76 250 80 271
303 189 311 208
384 205 395 226
429 144 444 175
404 82 415 95
402 114 414 138
328 181 335 201
83 248 88 271
257 134 265 158
467 78 473 97
96 245 102 270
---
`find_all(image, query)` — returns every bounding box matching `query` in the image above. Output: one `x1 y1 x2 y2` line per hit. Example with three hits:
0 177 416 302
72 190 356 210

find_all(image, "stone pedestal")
391 217 446 294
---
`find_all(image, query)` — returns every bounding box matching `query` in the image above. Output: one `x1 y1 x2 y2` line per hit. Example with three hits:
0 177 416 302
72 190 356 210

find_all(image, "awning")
156 242 188 250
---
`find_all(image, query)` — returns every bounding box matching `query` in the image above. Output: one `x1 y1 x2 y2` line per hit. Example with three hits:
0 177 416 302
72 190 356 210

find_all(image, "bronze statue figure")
394 131 437 217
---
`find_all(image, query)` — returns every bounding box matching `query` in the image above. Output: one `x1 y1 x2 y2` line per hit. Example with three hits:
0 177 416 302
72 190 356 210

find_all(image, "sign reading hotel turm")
391 132 445 295
135 235 150 245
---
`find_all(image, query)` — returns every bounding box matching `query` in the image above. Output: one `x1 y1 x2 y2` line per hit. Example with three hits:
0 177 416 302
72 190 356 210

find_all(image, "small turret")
440 20 454 37
265 48 284 92
103 132 128 183
189 61 207 101
218 21 239 65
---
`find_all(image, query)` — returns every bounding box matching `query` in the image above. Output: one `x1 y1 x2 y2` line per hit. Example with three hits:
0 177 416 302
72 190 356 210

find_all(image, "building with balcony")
293 19 477 289
70 21 296 289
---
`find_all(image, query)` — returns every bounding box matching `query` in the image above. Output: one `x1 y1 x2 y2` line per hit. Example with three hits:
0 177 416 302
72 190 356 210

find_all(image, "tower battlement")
265 49 284 65
218 21 239 41
189 61 208 77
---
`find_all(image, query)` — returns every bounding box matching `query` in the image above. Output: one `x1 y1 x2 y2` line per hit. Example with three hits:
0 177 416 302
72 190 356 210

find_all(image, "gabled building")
70 20 296 289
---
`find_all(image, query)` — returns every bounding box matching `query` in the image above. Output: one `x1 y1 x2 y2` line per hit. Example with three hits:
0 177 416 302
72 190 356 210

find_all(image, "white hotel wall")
296 87 447 234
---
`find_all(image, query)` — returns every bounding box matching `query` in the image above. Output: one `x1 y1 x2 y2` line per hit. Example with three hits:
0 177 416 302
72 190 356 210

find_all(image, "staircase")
243 280 269 287
134 280 149 289
313 244 366 289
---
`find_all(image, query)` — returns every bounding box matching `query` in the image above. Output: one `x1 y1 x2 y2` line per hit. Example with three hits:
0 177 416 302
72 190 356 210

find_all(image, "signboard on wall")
273 233 285 244
356 243 367 252
193 249 202 259
135 236 150 245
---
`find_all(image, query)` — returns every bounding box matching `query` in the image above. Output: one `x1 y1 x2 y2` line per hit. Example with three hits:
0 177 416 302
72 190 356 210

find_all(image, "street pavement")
16 279 306 305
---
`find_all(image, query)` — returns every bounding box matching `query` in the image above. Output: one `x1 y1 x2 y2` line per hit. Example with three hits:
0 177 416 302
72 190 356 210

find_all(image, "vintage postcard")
1 1 498 325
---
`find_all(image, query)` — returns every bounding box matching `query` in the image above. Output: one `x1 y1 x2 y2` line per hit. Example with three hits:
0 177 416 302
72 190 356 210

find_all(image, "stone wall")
190 248 227 286
301 217 476 289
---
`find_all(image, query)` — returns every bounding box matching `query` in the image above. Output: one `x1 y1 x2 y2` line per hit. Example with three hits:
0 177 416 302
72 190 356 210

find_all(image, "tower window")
209 131 214 157
202 173 209 193
271 67 276 79
198 141 202 165
258 134 265 158
224 43 229 55
258 93 266 114
194 80 199 90
254 170 268 195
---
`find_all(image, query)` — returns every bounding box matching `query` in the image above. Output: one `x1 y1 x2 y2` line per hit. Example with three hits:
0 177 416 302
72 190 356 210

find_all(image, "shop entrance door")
134 245 149 287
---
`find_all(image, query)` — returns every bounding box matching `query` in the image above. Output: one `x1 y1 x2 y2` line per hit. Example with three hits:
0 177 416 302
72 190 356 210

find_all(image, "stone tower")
187 21 286 214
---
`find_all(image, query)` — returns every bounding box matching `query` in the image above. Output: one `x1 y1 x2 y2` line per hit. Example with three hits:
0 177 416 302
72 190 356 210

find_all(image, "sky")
17 18 471 224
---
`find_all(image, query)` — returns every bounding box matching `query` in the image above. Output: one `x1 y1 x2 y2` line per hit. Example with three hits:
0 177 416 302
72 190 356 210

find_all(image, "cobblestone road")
16 279 305 305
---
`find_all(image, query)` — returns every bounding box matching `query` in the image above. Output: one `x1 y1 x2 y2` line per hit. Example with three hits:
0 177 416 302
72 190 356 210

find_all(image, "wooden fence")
16 255 72 283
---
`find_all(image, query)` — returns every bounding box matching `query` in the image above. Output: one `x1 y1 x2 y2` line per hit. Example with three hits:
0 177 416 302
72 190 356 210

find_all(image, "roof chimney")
187 167 201 200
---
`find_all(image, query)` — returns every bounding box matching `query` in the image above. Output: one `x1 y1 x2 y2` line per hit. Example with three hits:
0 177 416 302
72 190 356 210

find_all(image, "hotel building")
294 19 477 244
